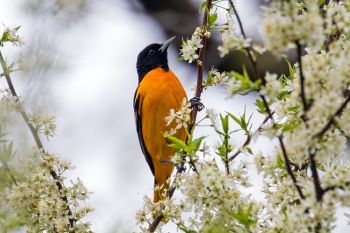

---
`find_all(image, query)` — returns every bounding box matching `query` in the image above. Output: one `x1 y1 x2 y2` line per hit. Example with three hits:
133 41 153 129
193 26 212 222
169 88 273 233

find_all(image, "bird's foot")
176 162 186 173
189 97 205 111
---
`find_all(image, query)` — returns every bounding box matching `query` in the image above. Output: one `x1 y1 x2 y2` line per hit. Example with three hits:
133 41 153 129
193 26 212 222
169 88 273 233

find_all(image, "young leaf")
165 134 187 151
188 136 206 154
220 114 229 134
199 1 207 12
208 12 218 27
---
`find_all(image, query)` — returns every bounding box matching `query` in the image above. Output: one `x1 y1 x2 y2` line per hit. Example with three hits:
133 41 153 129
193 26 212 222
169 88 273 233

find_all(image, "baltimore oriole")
133 37 187 202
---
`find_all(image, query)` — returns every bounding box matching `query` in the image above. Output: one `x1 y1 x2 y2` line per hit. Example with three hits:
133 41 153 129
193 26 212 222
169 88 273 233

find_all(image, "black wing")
133 89 155 175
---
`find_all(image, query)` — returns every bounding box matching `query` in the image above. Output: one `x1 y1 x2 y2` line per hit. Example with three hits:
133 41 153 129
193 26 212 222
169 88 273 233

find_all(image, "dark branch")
315 96 350 138
296 41 309 114
295 41 324 202
278 136 305 199
309 152 323 201
190 3 211 123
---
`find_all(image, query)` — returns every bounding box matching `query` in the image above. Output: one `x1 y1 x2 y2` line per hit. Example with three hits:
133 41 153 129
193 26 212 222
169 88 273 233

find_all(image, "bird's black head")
136 36 175 82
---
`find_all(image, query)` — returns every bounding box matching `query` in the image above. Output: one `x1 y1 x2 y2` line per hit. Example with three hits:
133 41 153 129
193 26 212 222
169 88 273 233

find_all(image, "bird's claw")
176 162 186 173
189 97 205 112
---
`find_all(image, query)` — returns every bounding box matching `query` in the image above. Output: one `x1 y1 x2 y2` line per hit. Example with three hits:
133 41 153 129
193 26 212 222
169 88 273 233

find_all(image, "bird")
133 36 188 203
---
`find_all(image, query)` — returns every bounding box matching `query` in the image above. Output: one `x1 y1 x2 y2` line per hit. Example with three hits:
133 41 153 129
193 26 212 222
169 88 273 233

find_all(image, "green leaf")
199 1 207 12
226 66 261 95
286 60 295 80
220 114 229 134
227 113 241 127
318 0 325 7
165 135 187 150
255 99 266 113
188 136 206 154
208 12 218 27
0 141 15 164
177 56 185 62
246 147 253 155
228 204 257 229
206 71 213 85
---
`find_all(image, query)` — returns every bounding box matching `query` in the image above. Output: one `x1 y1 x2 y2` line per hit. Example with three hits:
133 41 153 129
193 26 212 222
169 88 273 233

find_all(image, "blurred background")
0 0 348 232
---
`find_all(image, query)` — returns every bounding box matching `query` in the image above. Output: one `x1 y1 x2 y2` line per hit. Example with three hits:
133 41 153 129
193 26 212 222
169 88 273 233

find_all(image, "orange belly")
135 67 187 201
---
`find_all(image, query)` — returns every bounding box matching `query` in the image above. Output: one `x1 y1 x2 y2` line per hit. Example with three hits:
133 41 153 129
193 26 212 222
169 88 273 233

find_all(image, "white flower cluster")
164 98 191 135
256 2 350 231
225 77 242 96
325 1 350 35
136 160 259 232
0 26 24 47
29 110 57 139
218 19 251 57
0 89 21 122
206 108 219 130
176 161 259 231
207 68 229 86
6 150 93 233
180 27 204 63
136 186 186 232
260 72 281 100
262 0 324 55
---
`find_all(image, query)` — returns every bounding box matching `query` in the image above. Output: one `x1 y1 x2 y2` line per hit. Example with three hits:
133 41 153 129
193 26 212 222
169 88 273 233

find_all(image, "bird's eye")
148 50 155 55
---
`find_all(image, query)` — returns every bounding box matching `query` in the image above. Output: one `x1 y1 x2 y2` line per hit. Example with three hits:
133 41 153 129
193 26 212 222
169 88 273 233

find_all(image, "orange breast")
136 67 187 161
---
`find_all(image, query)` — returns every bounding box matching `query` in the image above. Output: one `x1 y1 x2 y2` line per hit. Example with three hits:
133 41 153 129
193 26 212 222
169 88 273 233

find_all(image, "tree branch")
0 51 76 230
315 96 350 138
309 152 324 201
295 41 326 202
190 2 211 123
228 0 305 200
296 41 308 114
278 136 305 199
148 1 212 231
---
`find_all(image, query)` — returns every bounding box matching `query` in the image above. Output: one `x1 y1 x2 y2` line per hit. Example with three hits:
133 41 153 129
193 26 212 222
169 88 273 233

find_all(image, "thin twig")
296 41 308 114
296 41 323 202
148 1 213 232
228 113 272 161
228 0 262 83
309 152 323 201
278 136 305 199
315 96 350 138
0 51 76 230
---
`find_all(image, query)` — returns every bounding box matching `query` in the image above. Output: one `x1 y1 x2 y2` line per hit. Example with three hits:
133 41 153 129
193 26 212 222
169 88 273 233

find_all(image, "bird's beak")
159 36 176 53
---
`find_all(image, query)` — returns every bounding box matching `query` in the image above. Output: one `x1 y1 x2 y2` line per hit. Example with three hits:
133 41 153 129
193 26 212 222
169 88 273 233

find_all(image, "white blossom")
180 27 204 63
218 19 251 57
262 0 324 55
164 98 191 135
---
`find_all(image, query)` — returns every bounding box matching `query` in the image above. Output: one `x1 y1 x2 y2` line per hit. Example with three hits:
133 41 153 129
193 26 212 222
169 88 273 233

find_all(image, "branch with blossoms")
136 0 350 232
0 26 92 232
